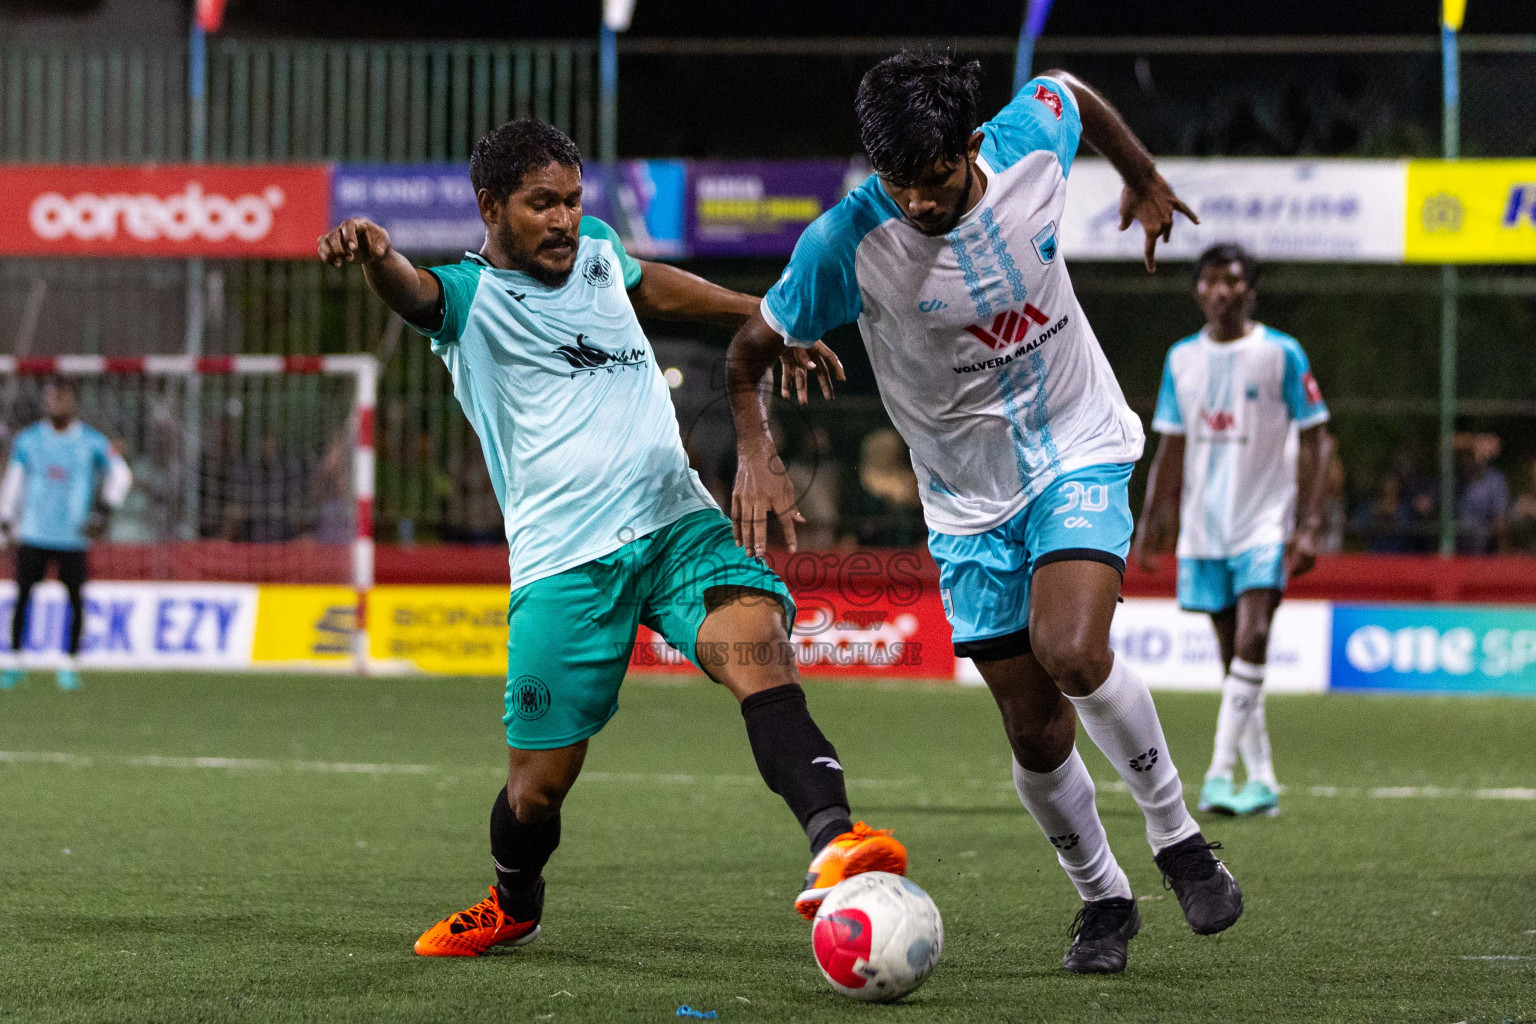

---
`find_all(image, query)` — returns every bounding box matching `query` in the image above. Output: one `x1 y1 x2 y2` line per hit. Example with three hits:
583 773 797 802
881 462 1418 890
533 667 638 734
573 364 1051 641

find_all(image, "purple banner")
686 161 854 257
331 161 687 257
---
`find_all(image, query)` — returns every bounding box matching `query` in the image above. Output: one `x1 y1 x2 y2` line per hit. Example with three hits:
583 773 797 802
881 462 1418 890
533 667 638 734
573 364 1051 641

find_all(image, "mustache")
538 233 577 251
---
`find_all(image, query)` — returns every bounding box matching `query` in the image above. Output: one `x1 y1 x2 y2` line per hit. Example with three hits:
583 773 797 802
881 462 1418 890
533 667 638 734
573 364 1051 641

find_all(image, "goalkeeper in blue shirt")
0 380 132 691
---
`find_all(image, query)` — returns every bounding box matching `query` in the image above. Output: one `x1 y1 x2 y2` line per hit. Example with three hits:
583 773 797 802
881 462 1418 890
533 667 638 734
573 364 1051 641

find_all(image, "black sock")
490 786 559 913
740 684 853 852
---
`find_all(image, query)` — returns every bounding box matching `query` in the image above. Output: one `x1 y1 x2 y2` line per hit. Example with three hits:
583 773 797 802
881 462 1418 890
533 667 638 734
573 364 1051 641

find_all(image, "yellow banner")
1405 160 1536 263
367 585 508 675
252 585 357 663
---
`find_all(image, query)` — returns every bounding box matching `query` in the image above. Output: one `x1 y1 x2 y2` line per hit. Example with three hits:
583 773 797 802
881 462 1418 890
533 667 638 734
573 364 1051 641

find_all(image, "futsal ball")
811 872 943 1002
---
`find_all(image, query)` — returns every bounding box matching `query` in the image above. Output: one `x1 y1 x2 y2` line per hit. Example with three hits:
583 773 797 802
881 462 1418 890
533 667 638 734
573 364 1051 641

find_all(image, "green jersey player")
317 120 906 957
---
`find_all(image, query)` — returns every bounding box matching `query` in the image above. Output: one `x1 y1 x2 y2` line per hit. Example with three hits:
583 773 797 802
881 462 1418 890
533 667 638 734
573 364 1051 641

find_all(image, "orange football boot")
795 822 908 919
413 881 543 957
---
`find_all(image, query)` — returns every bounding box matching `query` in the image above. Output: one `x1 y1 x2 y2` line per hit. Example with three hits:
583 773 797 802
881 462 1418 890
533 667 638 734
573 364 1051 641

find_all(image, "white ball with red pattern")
811 871 943 1002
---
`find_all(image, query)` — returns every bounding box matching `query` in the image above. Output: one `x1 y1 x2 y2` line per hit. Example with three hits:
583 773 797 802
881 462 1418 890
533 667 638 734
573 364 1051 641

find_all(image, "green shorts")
503 508 794 750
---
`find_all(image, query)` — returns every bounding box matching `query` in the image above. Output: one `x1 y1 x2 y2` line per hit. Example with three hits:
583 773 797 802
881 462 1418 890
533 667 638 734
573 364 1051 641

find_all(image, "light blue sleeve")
1279 335 1330 427
419 261 485 345
978 75 1083 177
761 208 865 347
91 430 113 473
1151 349 1185 435
7 429 28 469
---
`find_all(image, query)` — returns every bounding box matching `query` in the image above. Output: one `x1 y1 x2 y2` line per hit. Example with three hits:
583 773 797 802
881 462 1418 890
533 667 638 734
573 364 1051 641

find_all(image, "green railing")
0 39 598 164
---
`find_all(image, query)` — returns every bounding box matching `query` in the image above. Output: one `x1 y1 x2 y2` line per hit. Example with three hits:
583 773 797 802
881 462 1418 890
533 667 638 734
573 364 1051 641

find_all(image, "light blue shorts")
928 463 1134 660
1177 543 1287 614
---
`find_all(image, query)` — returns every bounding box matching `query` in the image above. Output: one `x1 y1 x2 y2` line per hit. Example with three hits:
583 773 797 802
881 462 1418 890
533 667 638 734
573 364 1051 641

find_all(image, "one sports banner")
0 165 331 258
1330 603 1536 696
1058 158 1410 262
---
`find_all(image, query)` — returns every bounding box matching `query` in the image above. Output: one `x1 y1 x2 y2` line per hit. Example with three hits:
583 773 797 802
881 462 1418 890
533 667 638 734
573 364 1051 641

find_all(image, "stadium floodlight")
0 353 378 671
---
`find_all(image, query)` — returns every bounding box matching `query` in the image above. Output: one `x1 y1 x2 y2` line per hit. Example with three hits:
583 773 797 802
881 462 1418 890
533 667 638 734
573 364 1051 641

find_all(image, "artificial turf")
1 672 1532 1023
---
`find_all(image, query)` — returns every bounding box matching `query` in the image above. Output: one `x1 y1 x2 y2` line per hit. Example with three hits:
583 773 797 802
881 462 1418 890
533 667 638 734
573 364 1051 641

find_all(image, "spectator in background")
1351 472 1413 553
1392 447 1438 552
782 423 840 551
844 428 923 548
1507 458 1536 553
1456 432 1507 555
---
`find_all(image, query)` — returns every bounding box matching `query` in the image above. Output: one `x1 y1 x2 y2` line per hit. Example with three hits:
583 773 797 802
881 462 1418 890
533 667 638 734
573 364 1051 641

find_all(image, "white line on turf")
1 750 1532 800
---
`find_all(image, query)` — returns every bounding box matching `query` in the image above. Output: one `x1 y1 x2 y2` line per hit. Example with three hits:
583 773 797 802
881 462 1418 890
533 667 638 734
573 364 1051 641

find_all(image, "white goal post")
0 353 378 671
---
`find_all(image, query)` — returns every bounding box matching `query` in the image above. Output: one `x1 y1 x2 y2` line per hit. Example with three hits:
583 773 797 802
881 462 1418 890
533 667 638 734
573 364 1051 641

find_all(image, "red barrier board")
628 583 957 680
0 165 331 257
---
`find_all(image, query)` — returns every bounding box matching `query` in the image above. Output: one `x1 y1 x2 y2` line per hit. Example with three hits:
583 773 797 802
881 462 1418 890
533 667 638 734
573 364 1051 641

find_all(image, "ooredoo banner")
0 165 331 257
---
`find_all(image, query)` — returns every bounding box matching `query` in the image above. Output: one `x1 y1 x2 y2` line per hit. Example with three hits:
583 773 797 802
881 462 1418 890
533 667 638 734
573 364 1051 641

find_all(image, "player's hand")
1118 172 1198 273
1286 526 1320 578
84 508 109 539
779 341 845 404
318 218 393 267
731 446 804 556
1132 510 1175 573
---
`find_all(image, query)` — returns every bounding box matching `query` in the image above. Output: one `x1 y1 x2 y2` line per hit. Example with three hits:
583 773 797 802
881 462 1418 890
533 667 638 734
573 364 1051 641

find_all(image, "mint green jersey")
418 217 715 590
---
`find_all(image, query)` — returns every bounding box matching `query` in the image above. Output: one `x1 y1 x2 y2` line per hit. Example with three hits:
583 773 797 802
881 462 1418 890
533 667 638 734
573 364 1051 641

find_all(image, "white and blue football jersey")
416 216 714 590
1152 323 1330 559
761 76 1144 535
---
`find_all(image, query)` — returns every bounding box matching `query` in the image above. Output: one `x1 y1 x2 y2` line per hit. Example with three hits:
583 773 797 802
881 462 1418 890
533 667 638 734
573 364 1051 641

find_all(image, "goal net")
0 354 377 670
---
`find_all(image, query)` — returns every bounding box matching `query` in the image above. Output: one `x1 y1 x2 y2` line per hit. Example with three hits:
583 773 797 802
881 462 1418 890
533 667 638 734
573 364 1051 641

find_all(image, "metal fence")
2 35 1534 549
0 38 598 163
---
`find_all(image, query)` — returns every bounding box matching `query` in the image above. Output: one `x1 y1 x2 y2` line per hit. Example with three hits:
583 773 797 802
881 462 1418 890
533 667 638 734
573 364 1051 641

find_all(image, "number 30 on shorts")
1053 481 1109 515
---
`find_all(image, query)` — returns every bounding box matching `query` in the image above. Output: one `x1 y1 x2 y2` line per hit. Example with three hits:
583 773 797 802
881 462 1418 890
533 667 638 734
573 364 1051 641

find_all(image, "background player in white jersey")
0 379 132 691
1134 243 1333 818
728 52 1241 974
317 120 904 957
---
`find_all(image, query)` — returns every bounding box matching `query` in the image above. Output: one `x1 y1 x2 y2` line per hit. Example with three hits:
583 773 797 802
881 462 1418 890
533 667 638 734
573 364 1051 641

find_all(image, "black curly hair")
1194 242 1259 287
469 119 583 203
855 50 983 188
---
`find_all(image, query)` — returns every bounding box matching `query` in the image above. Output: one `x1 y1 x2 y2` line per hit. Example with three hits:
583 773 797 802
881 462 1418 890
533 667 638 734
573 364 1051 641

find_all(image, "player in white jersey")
318 120 906 957
1134 244 1333 819
728 52 1241 974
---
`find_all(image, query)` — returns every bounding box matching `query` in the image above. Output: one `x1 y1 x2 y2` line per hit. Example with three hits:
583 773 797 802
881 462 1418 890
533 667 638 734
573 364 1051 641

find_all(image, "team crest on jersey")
581 254 613 287
1032 221 1059 265
1033 83 1063 119
1245 383 1260 401
1303 371 1324 405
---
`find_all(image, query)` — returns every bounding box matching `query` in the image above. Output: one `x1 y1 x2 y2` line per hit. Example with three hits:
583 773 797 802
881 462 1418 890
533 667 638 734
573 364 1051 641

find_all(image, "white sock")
1012 748 1132 902
1208 659 1264 780
1239 681 1278 789
1067 655 1201 853
0 650 17 670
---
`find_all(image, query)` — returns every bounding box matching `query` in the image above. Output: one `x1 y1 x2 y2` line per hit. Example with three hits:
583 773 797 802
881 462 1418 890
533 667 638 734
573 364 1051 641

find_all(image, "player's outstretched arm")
1044 69 1197 272
628 260 759 327
726 312 806 556
1287 426 1334 577
630 261 843 402
1132 432 1184 572
317 218 443 331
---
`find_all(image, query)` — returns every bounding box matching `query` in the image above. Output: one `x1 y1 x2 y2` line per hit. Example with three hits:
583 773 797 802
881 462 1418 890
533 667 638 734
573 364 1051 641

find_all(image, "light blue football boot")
55 667 81 692
1197 775 1239 815
0 667 21 690
1231 779 1280 817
